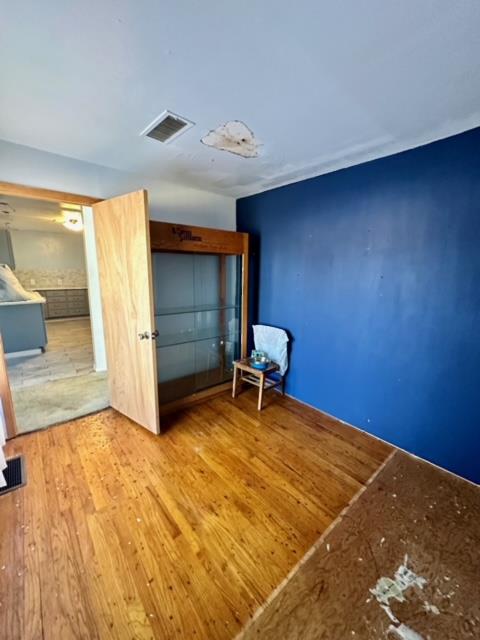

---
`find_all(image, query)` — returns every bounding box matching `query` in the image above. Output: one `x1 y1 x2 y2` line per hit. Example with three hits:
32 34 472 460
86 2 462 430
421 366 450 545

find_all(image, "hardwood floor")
0 390 392 639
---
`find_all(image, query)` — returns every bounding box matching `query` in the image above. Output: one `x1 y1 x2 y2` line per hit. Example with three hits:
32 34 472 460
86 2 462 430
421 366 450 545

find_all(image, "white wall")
10 229 86 271
0 140 236 229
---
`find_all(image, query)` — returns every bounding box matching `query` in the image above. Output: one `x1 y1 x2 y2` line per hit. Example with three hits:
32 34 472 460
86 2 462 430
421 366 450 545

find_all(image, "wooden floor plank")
23 434 46 640
0 389 392 639
0 439 25 639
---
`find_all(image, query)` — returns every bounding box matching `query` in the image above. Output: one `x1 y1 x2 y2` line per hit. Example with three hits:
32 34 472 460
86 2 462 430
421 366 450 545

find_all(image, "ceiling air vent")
140 110 194 144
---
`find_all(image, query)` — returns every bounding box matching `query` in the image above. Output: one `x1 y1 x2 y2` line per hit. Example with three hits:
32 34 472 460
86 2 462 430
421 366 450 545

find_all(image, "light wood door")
93 190 160 434
0 333 17 438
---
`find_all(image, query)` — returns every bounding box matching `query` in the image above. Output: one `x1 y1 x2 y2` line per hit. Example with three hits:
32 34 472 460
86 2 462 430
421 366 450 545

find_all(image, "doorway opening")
0 193 109 434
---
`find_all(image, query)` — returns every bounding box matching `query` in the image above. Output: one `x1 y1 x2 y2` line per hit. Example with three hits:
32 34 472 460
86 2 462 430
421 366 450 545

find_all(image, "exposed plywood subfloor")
239 450 480 640
0 390 391 639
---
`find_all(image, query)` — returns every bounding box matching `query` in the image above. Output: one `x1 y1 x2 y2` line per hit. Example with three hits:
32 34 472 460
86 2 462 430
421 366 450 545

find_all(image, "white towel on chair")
253 325 289 376
0 399 7 488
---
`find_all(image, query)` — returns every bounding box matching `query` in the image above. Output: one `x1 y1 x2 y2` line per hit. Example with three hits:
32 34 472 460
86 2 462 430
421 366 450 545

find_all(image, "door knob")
138 331 149 340
151 330 159 340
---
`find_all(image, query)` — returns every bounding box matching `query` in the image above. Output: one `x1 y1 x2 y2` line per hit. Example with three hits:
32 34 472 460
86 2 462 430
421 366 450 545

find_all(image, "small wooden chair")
232 358 284 410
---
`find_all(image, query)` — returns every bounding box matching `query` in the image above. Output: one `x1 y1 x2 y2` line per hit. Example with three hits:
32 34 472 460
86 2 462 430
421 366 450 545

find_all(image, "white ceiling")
0 195 82 233
1 1 479 198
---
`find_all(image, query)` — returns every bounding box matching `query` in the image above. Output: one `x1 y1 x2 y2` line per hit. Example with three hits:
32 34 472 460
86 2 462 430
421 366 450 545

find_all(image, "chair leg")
258 373 265 411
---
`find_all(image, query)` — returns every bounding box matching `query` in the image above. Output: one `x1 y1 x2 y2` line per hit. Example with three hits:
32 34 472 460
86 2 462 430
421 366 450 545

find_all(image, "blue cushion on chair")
267 371 282 383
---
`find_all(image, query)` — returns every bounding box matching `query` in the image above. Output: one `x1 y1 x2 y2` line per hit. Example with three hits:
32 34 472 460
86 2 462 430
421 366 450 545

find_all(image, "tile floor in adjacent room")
6 318 94 389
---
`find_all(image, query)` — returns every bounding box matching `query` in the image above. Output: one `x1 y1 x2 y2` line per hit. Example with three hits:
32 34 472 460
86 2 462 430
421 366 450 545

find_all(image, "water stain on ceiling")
201 121 259 158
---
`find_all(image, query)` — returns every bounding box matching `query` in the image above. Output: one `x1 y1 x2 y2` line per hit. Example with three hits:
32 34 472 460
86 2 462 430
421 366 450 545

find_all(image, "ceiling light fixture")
62 211 83 232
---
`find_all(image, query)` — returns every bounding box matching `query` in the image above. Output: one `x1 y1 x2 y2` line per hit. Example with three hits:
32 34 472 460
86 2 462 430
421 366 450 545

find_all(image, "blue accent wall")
237 128 480 483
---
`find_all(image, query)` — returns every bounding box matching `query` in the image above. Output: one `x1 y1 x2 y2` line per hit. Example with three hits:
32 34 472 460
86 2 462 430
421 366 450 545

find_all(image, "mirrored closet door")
153 253 242 404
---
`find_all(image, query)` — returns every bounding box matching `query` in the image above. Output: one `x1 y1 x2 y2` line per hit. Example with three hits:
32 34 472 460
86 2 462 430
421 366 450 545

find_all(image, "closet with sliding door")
93 190 248 435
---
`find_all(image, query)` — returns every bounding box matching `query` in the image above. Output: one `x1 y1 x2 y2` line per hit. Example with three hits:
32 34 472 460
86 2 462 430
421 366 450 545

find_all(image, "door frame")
0 181 106 436
0 181 101 206
0 333 17 438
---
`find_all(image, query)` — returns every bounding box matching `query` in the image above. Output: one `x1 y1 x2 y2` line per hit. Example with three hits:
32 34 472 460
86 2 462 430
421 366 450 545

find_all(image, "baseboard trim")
284 392 479 488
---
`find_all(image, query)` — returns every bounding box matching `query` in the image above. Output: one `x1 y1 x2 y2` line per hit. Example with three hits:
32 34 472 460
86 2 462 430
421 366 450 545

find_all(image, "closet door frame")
149 221 249 414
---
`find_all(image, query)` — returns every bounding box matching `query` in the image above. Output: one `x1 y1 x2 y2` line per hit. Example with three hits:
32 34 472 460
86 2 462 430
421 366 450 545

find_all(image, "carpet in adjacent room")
12 371 109 434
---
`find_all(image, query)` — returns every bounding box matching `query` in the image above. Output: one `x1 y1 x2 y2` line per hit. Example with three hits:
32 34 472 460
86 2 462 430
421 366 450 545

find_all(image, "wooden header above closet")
149 221 248 255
